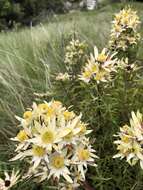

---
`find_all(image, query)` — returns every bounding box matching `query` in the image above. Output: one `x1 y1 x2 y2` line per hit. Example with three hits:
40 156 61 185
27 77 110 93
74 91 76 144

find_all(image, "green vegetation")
0 0 66 30
0 2 143 190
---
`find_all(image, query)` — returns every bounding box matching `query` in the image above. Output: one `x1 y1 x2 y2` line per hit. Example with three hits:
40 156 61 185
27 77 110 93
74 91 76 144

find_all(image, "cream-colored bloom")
79 46 116 83
113 111 143 169
0 170 20 190
11 129 30 151
72 144 98 179
28 124 62 151
30 145 49 169
11 100 97 186
109 7 140 51
130 111 143 141
64 39 87 65
48 152 72 183
59 114 84 147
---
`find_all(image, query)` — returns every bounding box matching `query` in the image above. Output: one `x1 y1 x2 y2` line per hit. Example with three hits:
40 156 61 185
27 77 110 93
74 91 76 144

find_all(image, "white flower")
72 144 98 179
79 46 116 83
130 111 143 141
11 100 98 186
11 129 30 151
113 111 143 169
0 170 20 190
48 152 73 183
59 114 83 147
29 145 49 169
64 39 87 65
109 7 141 51
28 123 62 151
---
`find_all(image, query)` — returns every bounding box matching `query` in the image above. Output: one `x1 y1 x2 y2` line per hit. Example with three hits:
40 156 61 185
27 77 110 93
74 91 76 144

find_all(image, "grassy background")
0 2 143 190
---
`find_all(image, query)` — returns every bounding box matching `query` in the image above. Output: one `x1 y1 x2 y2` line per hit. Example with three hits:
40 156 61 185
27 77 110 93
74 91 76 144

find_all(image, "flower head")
113 111 143 169
72 142 98 179
0 170 20 190
64 39 87 65
11 100 98 187
79 46 117 83
109 7 141 51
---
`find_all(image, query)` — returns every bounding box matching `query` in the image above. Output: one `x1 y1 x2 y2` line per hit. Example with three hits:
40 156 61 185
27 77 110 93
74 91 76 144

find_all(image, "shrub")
0 0 65 30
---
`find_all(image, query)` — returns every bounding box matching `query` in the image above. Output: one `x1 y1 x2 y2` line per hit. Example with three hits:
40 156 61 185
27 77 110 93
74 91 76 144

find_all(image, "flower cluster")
64 39 87 66
109 7 140 51
11 100 98 188
113 111 143 168
0 170 20 190
79 46 117 83
55 39 87 82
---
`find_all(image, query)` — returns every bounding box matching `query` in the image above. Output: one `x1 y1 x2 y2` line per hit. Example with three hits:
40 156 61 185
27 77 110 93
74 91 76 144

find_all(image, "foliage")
42 5 143 190
0 0 65 31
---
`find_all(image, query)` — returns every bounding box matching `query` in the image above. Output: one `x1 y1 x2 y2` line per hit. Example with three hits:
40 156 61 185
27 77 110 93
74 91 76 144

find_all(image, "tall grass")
0 4 117 140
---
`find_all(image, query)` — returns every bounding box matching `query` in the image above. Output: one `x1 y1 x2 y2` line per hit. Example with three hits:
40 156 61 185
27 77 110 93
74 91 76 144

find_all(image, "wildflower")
11 100 98 187
23 111 32 120
79 46 116 83
16 130 29 142
29 124 62 151
72 143 98 179
29 145 49 169
11 129 30 151
130 111 143 141
0 170 20 190
48 152 72 183
63 110 75 121
64 39 87 65
109 7 140 51
113 111 143 169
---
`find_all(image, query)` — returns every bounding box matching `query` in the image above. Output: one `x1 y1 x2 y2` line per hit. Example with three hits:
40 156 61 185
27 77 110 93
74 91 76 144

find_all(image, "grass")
0 2 143 190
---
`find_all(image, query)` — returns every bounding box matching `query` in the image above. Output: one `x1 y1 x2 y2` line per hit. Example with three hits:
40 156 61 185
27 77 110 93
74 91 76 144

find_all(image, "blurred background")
0 0 142 31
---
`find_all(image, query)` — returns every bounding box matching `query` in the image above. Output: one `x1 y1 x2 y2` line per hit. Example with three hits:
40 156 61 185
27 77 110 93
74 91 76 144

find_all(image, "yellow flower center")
83 70 92 78
91 64 98 73
78 149 90 161
122 136 130 143
46 108 54 117
64 111 74 120
51 155 64 169
97 53 107 62
31 126 39 134
23 111 32 120
95 70 106 81
132 142 140 154
123 17 129 24
17 130 28 142
41 131 54 144
32 145 46 157
38 103 49 113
